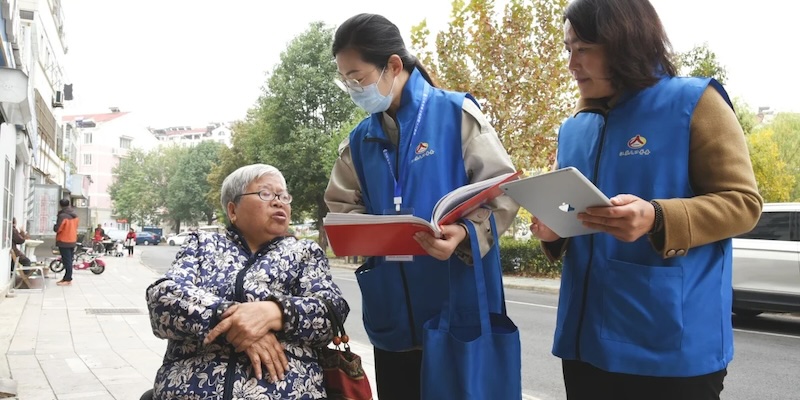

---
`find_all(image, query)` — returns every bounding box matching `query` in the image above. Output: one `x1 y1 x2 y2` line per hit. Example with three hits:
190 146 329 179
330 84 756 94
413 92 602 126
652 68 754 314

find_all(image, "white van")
731 202 800 317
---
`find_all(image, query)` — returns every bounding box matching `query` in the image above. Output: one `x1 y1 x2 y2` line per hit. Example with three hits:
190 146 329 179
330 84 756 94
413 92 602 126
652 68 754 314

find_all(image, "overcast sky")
61 0 795 127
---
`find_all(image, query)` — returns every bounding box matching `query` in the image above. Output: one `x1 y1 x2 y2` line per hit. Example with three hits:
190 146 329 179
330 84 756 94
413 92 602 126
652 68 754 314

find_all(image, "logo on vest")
627 135 647 149
620 135 651 157
412 142 435 163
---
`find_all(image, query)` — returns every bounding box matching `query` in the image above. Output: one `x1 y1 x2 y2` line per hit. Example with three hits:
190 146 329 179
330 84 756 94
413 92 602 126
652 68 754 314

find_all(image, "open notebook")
324 170 522 256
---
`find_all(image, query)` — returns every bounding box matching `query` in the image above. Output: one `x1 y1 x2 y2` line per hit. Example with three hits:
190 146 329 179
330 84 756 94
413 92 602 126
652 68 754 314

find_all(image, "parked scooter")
49 246 106 275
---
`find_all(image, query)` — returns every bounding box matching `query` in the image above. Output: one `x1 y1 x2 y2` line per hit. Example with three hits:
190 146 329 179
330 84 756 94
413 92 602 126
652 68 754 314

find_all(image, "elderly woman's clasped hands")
204 301 289 382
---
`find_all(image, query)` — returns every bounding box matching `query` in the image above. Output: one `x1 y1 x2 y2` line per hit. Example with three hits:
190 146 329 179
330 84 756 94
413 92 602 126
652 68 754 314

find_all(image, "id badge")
383 207 415 263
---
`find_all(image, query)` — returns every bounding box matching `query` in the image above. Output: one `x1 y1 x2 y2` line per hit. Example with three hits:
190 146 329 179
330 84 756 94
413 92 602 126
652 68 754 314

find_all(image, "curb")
503 283 560 295
329 260 358 271
328 259 560 294
138 256 160 276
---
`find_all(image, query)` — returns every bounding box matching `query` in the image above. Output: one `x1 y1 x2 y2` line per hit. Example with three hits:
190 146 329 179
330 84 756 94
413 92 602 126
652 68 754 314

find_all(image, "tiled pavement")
2 253 557 399
0 254 380 399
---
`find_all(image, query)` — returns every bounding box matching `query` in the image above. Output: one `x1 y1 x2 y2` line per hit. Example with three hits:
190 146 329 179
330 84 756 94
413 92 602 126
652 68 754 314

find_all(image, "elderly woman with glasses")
144 164 349 400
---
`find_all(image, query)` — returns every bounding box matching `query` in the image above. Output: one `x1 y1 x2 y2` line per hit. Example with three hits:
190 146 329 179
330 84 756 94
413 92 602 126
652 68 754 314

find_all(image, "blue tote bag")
421 217 522 400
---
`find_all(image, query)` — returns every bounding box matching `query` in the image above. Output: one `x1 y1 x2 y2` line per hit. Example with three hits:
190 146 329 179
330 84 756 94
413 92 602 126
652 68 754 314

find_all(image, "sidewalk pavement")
1 254 167 399
0 254 558 399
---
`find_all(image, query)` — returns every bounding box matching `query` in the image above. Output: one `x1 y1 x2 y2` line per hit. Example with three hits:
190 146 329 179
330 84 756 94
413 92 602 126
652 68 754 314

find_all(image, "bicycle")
49 247 106 275
92 240 105 254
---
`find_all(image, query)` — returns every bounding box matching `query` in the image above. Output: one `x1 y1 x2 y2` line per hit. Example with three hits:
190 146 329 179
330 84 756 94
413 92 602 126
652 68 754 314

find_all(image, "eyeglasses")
337 67 383 93
235 190 293 204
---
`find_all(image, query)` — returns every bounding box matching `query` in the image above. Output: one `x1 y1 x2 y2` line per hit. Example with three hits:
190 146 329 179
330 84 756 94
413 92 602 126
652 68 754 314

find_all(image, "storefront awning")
0 67 31 124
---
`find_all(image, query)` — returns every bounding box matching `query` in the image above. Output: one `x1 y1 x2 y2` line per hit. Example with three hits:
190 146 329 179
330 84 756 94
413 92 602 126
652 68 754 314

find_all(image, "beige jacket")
544 86 763 260
325 98 520 262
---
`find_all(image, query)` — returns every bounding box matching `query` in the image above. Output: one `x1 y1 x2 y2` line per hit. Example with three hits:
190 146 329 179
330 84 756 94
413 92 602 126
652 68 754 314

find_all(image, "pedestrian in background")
529 0 763 399
54 199 79 286
12 217 31 267
125 228 136 257
92 224 105 252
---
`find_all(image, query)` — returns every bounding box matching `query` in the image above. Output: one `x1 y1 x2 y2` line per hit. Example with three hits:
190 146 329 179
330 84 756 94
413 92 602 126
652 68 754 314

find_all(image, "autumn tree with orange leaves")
410 0 572 170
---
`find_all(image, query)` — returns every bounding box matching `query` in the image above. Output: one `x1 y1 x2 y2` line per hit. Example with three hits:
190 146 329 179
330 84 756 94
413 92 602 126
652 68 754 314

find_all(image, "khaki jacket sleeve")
541 238 569 262
653 86 763 258
454 98 520 264
324 137 367 214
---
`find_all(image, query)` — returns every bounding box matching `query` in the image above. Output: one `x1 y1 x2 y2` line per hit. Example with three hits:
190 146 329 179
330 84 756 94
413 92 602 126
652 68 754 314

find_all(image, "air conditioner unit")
111 148 118 155
1 0 12 17
19 9 34 20
52 90 64 108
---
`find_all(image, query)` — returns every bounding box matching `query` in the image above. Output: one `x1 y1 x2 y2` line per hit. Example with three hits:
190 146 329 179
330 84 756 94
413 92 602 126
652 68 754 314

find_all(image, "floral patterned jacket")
146 228 349 400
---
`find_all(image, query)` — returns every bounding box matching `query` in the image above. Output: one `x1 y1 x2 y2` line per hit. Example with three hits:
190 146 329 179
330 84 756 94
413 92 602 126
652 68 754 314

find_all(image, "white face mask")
348 68 396 114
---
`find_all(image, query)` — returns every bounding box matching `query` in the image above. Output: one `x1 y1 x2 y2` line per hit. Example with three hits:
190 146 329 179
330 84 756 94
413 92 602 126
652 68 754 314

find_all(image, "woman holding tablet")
530 0 763 399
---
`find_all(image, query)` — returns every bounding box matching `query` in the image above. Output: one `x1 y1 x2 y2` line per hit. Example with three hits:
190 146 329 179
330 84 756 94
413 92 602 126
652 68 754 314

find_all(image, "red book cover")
324 221 433 256
324 170 522 257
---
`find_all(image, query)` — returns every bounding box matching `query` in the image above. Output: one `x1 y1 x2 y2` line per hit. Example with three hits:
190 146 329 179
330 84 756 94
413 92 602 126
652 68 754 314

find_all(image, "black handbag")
318 300 372 400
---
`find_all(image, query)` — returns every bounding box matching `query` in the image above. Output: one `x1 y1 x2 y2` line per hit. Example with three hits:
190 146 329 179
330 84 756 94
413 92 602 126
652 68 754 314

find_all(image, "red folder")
324 170 522 256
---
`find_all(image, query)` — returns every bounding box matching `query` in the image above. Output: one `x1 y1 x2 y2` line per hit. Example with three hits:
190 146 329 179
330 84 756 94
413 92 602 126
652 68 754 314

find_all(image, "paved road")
141 245 800 400
139 244 179 273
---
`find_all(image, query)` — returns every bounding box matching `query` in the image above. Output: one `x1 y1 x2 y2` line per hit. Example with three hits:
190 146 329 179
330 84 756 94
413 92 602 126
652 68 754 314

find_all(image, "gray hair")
220 164 287 212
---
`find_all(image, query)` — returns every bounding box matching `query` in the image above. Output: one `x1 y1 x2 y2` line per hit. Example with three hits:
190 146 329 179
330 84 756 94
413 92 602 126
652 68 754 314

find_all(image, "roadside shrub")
323 236 563 278
498 236 562 277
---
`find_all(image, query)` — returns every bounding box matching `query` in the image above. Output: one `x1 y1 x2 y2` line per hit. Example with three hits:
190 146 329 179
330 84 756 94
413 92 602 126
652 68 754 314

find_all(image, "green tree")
759 113 800 200
108 148 161 226
732 98 758 135
207 118 271 223
411 0 572 170
167 141 226 231
147 144 188 227
230 22 361 246
747 129 796 202
675 42 728 84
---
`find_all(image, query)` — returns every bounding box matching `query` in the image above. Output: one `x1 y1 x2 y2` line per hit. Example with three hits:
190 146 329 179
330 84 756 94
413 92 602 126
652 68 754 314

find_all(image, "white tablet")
499 167 613 238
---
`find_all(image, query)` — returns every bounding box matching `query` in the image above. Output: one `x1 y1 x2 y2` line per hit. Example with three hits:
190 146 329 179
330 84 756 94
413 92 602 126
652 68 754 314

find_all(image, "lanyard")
383 85 431 213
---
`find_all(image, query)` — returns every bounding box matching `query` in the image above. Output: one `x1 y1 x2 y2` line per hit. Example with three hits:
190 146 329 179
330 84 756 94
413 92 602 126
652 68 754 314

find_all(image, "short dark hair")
59 199 70 207
332 13 437 87
564 0 676 92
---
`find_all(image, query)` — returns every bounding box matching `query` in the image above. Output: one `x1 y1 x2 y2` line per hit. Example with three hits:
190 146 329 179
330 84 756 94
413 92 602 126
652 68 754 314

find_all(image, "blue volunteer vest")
554 76 735 377
348 68 502 351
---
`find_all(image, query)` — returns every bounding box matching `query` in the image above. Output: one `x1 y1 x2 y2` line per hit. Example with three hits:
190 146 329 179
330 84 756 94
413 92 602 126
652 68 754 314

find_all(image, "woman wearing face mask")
324 13 519 400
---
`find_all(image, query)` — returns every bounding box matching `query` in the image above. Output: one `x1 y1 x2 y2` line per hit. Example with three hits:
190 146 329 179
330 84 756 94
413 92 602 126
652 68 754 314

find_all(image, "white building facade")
152 122 233 148
64 110 159 231
1 0 73 294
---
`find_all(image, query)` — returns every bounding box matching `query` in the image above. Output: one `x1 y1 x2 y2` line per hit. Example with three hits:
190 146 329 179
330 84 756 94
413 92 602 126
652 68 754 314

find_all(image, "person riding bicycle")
93 224 106 253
